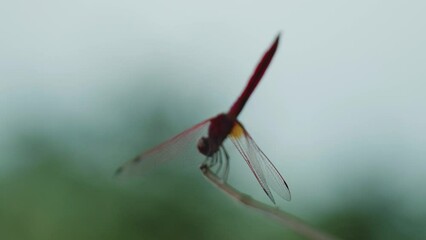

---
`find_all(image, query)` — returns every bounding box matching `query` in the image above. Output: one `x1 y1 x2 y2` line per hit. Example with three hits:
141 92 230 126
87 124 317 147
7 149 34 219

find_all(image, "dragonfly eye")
197 137 210 156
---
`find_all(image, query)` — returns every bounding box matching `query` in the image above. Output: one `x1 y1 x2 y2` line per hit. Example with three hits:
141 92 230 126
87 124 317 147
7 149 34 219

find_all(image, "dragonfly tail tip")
275 33 281 43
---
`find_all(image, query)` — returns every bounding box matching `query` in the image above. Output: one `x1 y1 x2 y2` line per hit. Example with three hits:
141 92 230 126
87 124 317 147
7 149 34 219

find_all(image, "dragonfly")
116 34 291 203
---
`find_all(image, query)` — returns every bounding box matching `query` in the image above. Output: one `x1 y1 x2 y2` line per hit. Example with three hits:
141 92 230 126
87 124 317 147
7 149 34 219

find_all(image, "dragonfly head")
197 137 215 157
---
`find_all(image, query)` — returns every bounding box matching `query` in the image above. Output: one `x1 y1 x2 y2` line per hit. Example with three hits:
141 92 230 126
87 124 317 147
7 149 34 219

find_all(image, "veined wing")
228 122 291 203
116 119 211 176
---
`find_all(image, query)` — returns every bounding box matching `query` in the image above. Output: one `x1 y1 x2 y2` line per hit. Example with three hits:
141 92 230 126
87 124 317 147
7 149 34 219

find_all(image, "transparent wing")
116 119 211 176
229 122 291 203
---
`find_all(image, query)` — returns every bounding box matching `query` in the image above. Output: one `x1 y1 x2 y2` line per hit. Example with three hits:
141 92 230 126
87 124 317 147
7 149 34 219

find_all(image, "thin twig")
200 165 340 240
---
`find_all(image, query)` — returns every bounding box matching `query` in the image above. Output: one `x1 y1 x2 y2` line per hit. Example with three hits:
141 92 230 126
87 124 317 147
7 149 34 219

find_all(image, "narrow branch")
200 165 339 240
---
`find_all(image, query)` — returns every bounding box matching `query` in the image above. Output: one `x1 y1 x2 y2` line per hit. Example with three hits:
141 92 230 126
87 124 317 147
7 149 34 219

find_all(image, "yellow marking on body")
229 123 244 139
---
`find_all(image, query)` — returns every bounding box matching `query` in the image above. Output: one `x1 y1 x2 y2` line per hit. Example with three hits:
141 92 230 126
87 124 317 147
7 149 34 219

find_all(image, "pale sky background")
1 0 425 219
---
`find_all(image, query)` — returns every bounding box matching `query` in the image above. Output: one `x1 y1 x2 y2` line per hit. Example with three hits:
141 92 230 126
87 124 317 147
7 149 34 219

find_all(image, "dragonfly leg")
203 152 219 169
201 156 212 169
221 146 230 183
214 152 220 168
215 150 223 177
200 149 227 179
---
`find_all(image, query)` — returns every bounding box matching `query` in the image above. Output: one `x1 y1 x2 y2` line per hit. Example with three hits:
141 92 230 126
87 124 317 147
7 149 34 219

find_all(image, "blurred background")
1 1 425 239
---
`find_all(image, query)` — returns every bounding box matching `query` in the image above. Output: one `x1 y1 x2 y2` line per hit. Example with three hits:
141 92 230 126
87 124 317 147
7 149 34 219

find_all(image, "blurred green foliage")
0 103 424 240
0 134 292 240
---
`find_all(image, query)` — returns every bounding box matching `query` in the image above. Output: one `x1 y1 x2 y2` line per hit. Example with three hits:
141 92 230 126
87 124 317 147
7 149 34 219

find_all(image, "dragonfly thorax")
197 113 235 157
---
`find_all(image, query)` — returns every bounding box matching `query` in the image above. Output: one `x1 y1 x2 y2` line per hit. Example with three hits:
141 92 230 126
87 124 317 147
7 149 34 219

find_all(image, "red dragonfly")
116 34 291 203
